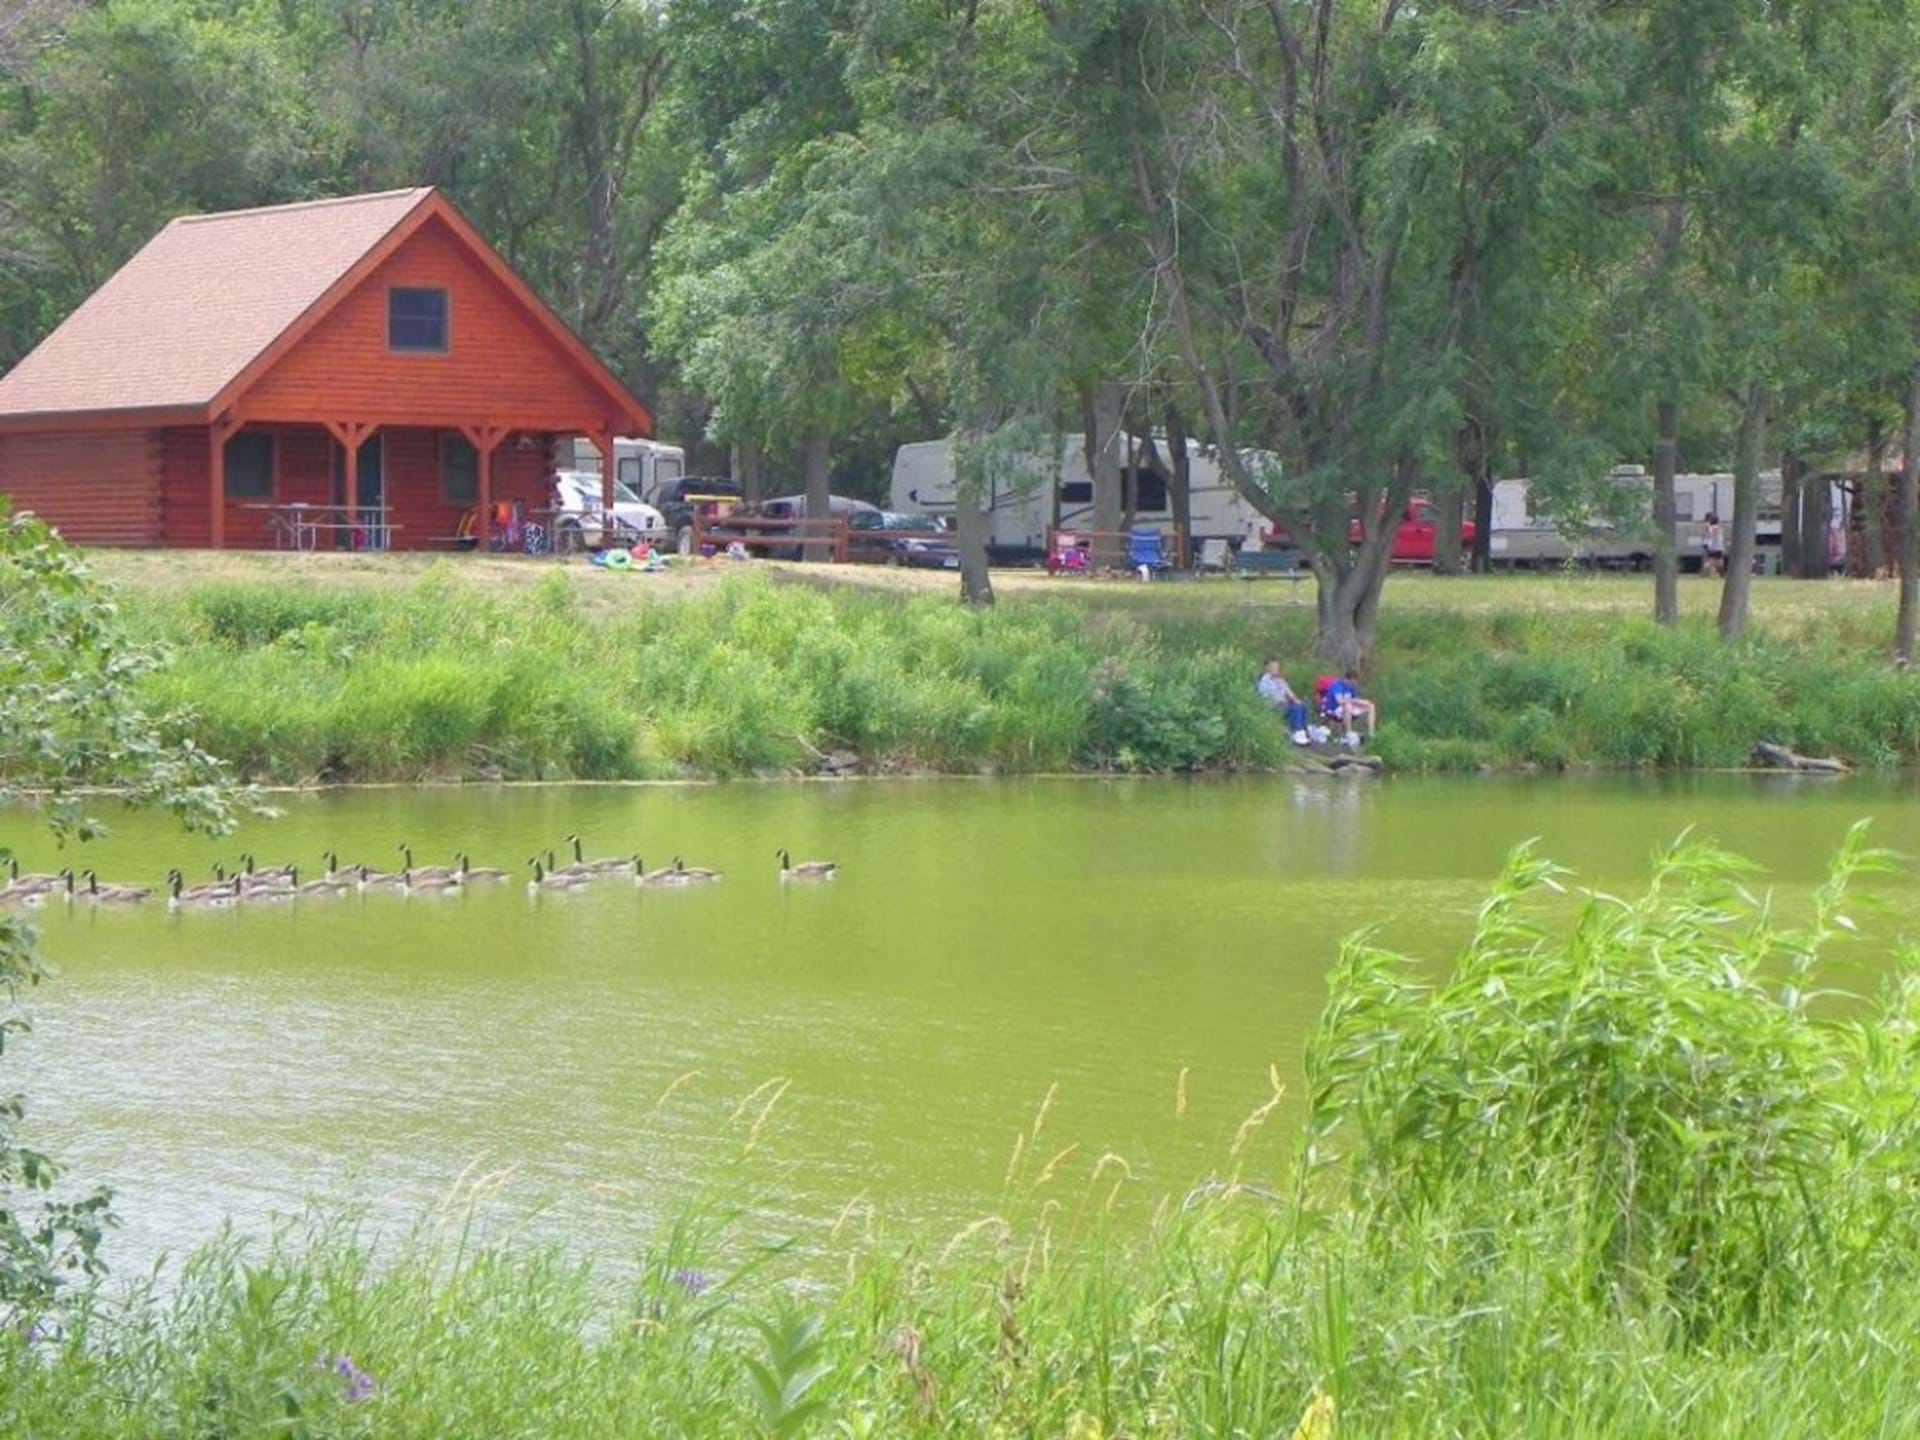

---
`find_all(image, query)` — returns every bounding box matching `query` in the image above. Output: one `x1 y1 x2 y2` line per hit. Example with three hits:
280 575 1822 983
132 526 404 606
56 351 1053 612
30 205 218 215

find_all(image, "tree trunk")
802 432 831 563
1433 487 1465 575
1089 382 1125 570
955 482 994 606
732 439 764 506
1864 417 1888 579
1165 402 1192 569
1798 455 1828 580
1899 341 1920 664
1472 469 1494 573
1718 383 1766 642
1653 398 1680 624
1780 459 1802 578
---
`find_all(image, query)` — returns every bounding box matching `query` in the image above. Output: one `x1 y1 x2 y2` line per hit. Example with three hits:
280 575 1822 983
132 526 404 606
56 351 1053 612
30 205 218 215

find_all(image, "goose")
401 867 463 897
397 844 458 882
81 870 151 904
527 858 591 893
240 852 297 882
232 865 294 898
167 868 233 901
454 852 508 883
54 868 79 904
631 855 678 886
776 849 837 881
544 847 597 881
356 864 406 893
215 864 280 898
664 856 722 884
167 873 240 910
1 857 63 896
292 865 356 898
566 834 634 876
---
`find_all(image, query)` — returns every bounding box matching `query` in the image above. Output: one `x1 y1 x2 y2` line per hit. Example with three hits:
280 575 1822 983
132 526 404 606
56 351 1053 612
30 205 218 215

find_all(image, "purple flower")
670 1267 711 1298
315 1354 377 1404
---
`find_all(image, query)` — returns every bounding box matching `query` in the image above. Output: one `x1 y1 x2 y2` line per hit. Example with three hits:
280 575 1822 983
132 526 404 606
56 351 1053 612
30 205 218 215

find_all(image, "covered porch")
178 414 626 553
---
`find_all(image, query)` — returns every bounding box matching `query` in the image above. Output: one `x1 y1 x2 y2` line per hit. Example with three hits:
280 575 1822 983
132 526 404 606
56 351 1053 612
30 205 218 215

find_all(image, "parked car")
846 511 958 569
653 475 744 553
550 470 666 552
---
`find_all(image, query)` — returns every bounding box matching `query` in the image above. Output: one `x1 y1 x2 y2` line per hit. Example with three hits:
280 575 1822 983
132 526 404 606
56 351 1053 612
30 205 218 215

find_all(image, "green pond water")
4 774 1917 1276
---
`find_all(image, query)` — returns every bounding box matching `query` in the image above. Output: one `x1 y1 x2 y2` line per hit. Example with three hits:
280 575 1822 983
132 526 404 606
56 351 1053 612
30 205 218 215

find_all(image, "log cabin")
0 188 650 553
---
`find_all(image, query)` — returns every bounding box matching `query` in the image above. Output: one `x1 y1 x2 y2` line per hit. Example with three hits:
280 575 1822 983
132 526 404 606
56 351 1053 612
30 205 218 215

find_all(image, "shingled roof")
0 189 436 421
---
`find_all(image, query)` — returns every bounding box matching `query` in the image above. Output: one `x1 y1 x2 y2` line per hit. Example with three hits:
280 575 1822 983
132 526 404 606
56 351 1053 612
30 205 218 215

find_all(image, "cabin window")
223 431 273 499
617 456 643 491
442 435 479 503
389 287 449 353
1059 480 1093 505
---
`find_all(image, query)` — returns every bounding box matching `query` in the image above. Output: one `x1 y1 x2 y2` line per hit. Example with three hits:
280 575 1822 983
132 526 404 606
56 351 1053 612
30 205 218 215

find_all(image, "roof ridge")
172 188 432 226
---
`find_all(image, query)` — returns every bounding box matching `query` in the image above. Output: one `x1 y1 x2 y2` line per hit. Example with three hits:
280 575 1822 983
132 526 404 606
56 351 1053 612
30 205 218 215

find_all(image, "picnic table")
239 502 400 552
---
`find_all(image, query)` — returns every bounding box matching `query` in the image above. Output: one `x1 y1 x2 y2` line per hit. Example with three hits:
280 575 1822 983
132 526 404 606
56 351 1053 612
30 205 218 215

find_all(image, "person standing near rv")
1702 513 1725 577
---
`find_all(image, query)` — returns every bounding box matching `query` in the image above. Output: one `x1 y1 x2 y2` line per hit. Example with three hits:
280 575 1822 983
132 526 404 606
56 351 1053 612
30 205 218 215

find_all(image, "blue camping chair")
1128 528 1171 577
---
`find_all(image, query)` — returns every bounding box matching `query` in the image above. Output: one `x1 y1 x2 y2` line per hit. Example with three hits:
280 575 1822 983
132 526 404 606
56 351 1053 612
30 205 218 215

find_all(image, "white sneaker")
1292 730 1310 746
1342 732 1361 749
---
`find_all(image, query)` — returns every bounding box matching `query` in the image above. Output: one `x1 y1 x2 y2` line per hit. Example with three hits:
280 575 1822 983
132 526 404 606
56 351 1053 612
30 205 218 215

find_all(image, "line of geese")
0 835 836 911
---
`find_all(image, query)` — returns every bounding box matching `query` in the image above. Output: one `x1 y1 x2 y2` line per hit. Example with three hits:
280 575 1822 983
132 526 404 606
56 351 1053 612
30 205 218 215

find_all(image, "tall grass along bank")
101 562 1920 781
8 834 1920 1436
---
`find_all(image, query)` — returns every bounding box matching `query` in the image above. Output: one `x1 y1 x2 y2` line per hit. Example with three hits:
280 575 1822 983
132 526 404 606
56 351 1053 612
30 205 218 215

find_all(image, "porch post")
209 415 242 550
596 428 616 542
325 420 372 548
462 425 505 554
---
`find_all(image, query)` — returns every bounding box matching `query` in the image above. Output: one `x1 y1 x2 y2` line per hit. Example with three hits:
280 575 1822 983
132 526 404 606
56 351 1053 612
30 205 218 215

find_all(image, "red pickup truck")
1259 499 1475 563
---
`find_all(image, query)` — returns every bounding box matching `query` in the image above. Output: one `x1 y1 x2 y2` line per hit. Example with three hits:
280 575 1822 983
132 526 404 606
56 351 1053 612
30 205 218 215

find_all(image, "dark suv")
653 476 745 552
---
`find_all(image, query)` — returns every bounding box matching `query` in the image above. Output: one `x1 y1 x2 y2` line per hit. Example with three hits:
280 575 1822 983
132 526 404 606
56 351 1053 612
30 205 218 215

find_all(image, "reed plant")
7 835 1920 1436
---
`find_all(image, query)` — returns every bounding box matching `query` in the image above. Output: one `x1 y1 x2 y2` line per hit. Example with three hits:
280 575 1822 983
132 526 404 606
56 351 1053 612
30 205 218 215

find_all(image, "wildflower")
315 1354 378 1404
670 1267 712 1298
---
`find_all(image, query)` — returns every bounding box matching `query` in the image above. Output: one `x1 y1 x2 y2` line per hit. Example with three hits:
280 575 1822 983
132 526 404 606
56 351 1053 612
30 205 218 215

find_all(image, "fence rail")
692 512 851 563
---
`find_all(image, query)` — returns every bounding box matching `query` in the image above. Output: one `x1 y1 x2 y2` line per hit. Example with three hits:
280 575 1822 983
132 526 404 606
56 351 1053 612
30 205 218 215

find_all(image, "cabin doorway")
330 434 386 549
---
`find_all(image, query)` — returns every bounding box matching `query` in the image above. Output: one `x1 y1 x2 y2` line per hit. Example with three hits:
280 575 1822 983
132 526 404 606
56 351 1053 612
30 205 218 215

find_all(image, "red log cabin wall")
157 424 554 550
0 429 163 545
241 217 617 424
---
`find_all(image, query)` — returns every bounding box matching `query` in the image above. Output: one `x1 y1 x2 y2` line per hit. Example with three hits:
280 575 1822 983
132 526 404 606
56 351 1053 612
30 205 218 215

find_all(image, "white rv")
891 435 1268 563
560 436 687 505
1489 467 1792 569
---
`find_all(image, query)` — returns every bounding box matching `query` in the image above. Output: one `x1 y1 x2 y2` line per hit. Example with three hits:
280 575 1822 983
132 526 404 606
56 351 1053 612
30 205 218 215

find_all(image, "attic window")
389 287 449 353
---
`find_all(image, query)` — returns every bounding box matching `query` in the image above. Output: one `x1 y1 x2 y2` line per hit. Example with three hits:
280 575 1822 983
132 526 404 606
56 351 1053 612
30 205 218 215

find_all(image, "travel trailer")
1488 467 1794 569
559 436 687 505
891 435 1270 564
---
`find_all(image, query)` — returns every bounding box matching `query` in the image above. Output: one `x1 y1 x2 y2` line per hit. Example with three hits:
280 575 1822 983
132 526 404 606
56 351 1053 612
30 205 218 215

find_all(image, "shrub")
1305 826 1917 1337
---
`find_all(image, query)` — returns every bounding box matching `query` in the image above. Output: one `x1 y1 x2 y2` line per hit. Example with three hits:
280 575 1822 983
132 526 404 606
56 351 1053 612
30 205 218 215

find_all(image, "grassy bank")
8 836 1920 1436
92 555 1920 781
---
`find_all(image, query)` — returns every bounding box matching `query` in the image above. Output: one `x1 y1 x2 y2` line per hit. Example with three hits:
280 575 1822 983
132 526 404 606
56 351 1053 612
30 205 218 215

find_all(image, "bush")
1305 825 1916 1337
